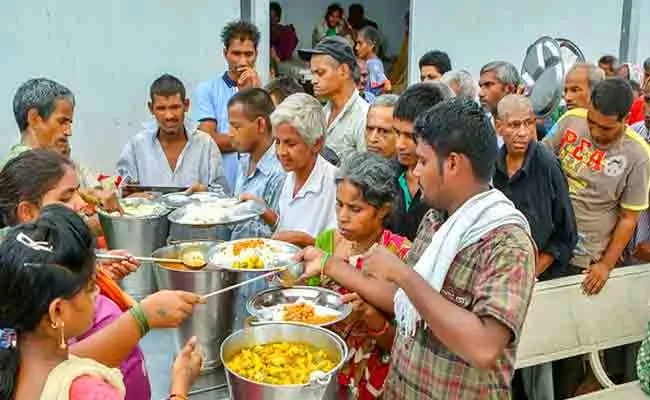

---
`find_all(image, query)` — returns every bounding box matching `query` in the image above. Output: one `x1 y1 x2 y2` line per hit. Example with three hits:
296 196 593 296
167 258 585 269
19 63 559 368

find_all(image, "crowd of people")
1 9 650 400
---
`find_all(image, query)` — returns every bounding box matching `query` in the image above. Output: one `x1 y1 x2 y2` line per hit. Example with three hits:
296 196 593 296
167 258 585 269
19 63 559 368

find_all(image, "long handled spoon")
95 251 207 269
201 268 287 300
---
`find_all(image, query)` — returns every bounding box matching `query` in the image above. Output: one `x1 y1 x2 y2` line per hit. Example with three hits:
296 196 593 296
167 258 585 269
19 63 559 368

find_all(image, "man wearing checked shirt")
194 20 262 190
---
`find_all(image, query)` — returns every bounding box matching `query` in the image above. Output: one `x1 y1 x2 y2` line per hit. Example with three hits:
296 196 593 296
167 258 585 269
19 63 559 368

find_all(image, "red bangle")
367 319 390 337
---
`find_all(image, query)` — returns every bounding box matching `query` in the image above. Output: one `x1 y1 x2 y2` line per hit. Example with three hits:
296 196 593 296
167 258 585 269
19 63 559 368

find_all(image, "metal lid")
521 36 564 117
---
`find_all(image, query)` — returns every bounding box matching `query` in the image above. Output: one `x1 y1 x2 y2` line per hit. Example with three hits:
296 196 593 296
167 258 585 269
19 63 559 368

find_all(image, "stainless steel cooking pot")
97 198 170 300
221 322 348 400
152 241 235 368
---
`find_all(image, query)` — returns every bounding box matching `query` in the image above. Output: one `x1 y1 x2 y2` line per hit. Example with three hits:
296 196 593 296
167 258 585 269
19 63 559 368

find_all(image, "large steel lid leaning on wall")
520 36 565 117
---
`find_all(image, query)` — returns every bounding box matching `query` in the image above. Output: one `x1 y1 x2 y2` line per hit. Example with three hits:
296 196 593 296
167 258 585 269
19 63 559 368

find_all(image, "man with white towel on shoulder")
296 98 536 399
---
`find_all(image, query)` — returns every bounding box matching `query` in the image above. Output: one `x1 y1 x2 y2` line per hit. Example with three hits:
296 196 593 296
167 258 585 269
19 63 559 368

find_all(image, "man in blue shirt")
226 88 286 329
194 20 262 189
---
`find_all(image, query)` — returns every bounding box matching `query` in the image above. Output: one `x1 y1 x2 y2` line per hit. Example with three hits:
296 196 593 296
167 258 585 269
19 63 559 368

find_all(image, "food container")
167 199 265 243
246 286 352 327
221 323 348 400
152 241 235 369
97 198 170 300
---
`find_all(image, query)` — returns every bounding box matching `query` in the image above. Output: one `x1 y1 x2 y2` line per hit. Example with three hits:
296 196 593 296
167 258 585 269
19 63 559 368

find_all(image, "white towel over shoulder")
394 189 531 337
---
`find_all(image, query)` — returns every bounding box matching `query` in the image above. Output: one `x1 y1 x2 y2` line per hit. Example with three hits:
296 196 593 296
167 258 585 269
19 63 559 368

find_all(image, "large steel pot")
98 198 170 300
152 241 235 368
221 323 348 400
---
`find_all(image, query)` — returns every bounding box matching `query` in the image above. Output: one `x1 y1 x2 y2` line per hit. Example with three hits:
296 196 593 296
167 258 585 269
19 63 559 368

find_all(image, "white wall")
0 0 240 173
275 0 409 57
409 0 625 84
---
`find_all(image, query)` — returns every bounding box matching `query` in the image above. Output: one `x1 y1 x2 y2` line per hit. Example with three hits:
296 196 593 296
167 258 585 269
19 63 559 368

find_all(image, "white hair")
441 70 478 100
371 94 399 109
497 94 533 120
270 93 326 146
567 62 605 89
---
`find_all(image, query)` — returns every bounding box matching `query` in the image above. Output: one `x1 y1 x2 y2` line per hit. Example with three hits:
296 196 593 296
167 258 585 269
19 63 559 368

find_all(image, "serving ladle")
96 249 208 270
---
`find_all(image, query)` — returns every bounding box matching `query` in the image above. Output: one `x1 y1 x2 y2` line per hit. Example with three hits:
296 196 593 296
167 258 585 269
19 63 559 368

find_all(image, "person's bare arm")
321 257 398 314
393 267 514 369
536 252 555 276
583 209 640 294
198 120 235 153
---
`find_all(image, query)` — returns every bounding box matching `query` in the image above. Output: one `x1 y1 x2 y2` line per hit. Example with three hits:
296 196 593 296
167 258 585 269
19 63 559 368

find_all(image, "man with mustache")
194 20 262 190
299 36 369 163
6 78 120 213
117 74 228 195
563 63 605 111
493 94 577 400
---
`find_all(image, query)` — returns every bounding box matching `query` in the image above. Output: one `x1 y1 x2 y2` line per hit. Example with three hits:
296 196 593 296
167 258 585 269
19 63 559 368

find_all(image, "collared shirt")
323 89 369 163
276 155 337 237
383 210 536 400
3 143 99 189
494 141 578 279
230 144 287 330
2 143 31 167
386 166 430 241
543 108 650 268
231 144 287 240
193 71 240 189
115 121 229 194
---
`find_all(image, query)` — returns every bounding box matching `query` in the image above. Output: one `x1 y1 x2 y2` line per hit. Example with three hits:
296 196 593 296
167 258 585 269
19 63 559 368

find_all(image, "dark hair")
228 88 276 129
349 3 364 14
326 3 344 17
358 26 381 53
414 98 497 182
13 78 75 132
0 204 96 399
335 152 398 213
0 150 74 229
591 78 634 121
264 77 305 104
598 55 618 67
149 74 186 103
270 1 282 19
644 57 650 72
630 80 642 94
418 50 452 75
394 82 454 122
221 20 261 49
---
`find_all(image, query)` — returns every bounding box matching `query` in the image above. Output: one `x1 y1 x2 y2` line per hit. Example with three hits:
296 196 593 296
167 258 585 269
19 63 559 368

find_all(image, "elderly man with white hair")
441 70 478 100
494 94 577 400
262 93 338 247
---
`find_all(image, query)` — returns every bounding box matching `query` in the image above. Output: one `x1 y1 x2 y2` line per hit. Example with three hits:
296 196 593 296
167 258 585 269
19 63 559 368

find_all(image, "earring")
52 320 67 350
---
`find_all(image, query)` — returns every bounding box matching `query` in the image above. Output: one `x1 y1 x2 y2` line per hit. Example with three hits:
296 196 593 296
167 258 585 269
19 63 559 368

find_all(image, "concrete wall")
273 0 410 57
0 0 240 172
408 0 625 84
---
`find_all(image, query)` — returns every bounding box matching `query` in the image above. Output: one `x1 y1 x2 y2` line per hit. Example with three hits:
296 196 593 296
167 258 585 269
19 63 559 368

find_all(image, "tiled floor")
140 329 229 400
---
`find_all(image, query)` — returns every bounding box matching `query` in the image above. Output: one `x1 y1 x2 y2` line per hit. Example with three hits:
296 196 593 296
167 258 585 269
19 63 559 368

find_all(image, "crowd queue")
1 4 650 400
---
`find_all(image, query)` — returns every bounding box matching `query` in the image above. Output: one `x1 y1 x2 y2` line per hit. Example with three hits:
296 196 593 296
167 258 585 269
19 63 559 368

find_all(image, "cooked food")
282 303 338 325
233 239 265 256
226 342 337 385
180 250 206 269
115 202 167 218
176 203 230 224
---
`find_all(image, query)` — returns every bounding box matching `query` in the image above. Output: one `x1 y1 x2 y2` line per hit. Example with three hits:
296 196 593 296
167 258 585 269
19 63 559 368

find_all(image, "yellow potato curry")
227 342 338 385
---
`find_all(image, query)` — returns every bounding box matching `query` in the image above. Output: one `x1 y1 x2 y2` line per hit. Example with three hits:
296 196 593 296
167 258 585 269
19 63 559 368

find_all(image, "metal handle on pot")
305 372 332 389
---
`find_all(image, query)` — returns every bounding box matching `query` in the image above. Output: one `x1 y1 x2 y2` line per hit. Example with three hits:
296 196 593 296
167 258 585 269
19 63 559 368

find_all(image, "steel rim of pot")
220 322 349 389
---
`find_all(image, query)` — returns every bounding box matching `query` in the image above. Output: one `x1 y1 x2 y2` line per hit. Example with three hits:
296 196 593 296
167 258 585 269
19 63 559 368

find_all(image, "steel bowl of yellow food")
221 322 348 400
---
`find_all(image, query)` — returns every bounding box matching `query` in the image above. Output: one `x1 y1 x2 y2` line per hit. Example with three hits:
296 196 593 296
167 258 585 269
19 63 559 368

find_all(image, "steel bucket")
97 199 170 300
221 323 348 400
152 241 235 368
